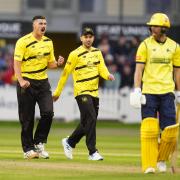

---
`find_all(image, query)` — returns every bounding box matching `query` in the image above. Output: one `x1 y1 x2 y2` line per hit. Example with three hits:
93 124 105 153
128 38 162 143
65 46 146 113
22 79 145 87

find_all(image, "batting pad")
141 118 159 172
158 123 179 161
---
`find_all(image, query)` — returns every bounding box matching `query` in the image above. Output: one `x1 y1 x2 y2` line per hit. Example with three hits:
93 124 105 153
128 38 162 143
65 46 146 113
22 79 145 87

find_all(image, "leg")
68 95 97 155
68 123 85 148
88 96 99 152
141 94 159 173
158 93 177 162
158 124 179 161
141 117 159 172
159 93 176 130
34 80 54 144
17 83 36 152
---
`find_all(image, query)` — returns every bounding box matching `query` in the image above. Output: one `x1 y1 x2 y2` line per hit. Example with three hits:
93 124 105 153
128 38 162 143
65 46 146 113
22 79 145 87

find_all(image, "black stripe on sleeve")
43 39 51 42
136 61 145 64
76 75 99 83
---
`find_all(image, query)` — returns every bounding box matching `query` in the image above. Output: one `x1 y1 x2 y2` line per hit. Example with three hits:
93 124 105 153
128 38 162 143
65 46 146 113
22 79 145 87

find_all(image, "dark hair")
32 15 46 22
81 27 94 36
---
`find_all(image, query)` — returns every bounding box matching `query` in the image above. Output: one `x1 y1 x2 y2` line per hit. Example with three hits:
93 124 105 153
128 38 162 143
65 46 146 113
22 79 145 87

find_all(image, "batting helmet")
146 13 170 28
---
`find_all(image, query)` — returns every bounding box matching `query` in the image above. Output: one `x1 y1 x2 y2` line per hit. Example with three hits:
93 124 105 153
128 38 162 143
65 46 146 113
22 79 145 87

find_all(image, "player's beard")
84 41 92 49
152 31 162 40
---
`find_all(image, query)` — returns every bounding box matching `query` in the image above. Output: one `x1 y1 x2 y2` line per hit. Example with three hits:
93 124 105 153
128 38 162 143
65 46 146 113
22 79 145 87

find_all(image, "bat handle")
171 166 176 174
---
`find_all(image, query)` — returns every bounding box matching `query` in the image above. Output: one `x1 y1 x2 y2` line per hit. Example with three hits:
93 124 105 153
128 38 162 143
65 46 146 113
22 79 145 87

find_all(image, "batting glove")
130 88 146 108
175 91 180 104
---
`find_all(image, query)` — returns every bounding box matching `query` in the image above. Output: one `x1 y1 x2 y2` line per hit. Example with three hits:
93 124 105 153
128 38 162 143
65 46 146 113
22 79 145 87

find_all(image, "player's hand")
57 56 64 66
52 94 59 102
108 74 115 81
130 88 146 108
19 79 30 89
175 91 180 104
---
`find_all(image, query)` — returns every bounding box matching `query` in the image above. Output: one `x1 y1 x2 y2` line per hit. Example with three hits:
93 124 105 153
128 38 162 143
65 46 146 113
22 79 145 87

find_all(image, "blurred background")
0 0 180 122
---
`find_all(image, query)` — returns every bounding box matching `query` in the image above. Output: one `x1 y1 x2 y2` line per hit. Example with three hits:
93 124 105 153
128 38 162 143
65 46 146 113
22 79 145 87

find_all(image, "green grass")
0 121 179 180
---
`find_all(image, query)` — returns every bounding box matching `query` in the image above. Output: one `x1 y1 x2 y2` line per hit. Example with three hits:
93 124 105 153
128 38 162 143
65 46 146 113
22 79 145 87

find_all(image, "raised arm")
53 52 77 101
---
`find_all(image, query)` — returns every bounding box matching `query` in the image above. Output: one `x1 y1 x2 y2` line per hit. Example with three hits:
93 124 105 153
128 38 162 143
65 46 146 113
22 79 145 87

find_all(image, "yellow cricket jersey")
136 36 180 94
14 33 55 80
54 45 110 97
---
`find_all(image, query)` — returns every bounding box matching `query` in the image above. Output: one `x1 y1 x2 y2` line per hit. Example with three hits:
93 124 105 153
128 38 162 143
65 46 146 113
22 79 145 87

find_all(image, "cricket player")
130 13 180 173
53 27 115 160
14 15 64 159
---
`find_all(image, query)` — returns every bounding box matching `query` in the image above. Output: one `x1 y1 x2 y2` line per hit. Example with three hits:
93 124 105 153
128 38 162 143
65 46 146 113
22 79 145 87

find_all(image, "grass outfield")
0 121 179 180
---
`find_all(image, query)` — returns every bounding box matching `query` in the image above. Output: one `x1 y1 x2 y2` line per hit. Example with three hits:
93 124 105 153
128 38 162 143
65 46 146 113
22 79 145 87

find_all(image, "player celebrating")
14 15 64 159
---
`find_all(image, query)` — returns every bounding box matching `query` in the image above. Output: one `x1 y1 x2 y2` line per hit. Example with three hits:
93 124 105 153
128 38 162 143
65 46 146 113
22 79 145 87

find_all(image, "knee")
161 123 179 141
41 111 54 119
141 117 159 138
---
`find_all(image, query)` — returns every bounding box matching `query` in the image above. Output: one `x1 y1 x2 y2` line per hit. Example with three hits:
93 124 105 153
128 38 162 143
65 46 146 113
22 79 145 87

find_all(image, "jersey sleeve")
48 40 56 63
53 51 78 97
14 39 25 61
98 51 110 80
136 41 147 63
173 44 180 67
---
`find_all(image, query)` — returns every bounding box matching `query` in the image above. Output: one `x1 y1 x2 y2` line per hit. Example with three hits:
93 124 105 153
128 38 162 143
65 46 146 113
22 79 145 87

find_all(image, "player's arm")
53 52 77 101
174 67 180 104
134 63 145 88
98 51 115 81
47 40 64 69
173 44 180 103
14 40 30 89
130 42 146 108
174 68 180 91
48 56 64 69
173 44 180 91
134 42 147 88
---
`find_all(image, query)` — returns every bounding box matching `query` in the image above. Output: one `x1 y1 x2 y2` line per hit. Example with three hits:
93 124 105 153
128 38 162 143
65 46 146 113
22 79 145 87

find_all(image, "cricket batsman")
130 13 180 173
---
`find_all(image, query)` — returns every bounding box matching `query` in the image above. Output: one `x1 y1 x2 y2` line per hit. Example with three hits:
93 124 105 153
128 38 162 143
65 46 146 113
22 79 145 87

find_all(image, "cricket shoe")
62 138 73 159
144 167 155 174
88 151 103 161
35 143 49 159
157 161 167 173
24 150 39 159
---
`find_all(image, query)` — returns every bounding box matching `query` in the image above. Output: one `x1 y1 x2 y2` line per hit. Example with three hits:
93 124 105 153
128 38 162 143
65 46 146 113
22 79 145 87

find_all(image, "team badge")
82 96 88 102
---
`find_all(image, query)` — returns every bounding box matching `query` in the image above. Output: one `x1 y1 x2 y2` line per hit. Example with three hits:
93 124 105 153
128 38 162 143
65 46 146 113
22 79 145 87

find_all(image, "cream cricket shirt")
136 36 180 94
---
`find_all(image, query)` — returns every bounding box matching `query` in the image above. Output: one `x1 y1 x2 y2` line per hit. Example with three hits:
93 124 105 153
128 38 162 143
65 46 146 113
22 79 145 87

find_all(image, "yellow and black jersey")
14 33 55 80
54 45 110 97
136 36 180 94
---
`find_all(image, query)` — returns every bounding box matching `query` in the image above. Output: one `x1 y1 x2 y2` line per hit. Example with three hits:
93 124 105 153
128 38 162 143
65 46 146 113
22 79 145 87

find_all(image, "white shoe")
88 151 103 161
62 138 73 159
144 167 155 174
157 161 166 172
24 150 39 159
35 143 49 159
